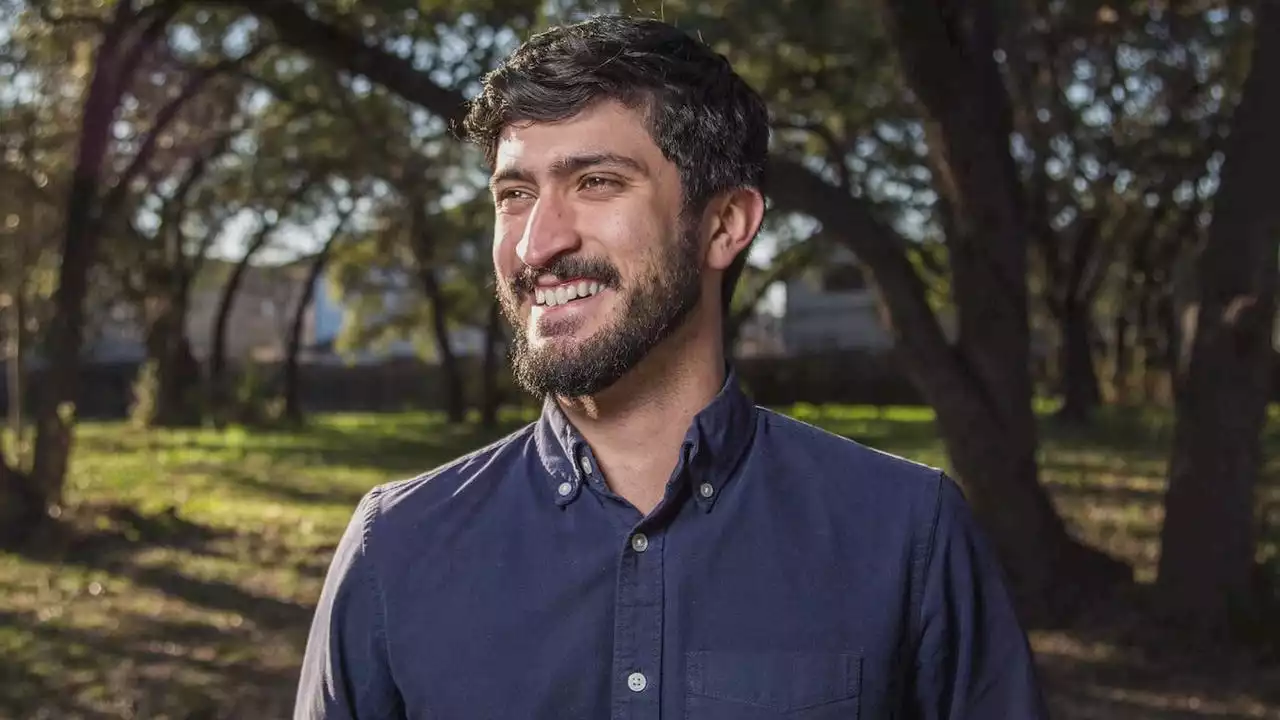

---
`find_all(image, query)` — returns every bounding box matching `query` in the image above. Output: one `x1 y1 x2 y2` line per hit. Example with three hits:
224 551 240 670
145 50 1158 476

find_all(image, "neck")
557 310 726 514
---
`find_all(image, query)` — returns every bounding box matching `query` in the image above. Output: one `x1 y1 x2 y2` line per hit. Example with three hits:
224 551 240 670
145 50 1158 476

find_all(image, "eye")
495 188 534 209
579 175 622 192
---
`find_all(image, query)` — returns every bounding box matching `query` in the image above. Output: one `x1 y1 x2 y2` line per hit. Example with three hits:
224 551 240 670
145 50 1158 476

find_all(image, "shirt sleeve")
907 473 1050 720
294 487 403 720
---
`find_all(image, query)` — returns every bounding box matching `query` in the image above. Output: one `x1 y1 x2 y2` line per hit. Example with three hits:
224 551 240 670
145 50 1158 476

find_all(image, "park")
2 0 1279 718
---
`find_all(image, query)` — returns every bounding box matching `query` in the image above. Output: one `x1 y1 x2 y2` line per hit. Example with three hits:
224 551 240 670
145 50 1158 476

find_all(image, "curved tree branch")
102 43 270 222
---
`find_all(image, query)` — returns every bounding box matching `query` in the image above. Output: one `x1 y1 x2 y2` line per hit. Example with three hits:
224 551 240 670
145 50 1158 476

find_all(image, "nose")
516 194 580 270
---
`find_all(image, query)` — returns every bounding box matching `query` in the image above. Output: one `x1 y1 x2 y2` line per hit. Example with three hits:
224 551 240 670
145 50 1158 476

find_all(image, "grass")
1 403 1278 719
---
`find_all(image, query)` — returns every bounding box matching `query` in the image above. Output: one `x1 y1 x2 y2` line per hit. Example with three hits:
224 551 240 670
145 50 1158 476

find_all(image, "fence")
0 350 929 420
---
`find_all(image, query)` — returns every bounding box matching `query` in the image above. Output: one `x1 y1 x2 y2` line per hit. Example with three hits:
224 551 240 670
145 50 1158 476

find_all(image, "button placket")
610 522 664 719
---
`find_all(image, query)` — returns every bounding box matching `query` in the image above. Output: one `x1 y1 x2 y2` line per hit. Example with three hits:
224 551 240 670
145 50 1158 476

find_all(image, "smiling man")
295 15 1048 720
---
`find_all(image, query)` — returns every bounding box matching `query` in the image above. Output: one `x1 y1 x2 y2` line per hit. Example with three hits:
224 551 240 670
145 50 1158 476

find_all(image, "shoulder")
359 422 539 531
756 407 943 489
753 407 956 532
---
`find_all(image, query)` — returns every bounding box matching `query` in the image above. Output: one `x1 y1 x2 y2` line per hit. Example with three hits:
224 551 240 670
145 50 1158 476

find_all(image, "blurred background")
1 0 1278 717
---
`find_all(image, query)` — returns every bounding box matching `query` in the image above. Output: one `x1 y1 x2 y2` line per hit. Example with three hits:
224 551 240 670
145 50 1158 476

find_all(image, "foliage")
0 0 1274 627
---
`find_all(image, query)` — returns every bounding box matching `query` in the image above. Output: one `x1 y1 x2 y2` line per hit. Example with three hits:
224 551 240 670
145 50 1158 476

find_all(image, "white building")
781 246 893 354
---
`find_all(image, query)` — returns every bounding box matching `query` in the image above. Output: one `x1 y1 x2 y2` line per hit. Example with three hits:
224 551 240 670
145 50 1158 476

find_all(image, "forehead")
493 100 664 173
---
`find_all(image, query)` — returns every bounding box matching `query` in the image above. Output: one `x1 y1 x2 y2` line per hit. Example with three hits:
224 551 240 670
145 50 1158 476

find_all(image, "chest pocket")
685 651 861 719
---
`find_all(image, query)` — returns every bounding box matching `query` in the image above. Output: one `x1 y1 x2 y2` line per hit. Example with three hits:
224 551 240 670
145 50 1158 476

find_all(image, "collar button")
699 482 715 498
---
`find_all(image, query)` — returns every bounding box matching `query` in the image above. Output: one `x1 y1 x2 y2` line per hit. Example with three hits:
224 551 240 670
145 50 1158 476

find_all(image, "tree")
207 174 319 425
212 0 1132 615
0 0 282 541
759 0 1133 616
0 0 189 544
408 198 468 423
113 127 240 427
0 107 64 471
282 196 356 424
1156 2 1280 634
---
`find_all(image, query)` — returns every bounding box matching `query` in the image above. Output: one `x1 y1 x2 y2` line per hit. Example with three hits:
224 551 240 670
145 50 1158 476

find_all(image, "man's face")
490 100 704 398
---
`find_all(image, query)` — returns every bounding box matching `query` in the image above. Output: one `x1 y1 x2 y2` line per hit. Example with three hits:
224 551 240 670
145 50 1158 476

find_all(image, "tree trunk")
1152 288 1179 404
208 210 290 425
282 265 319 426
421 269 466 423
210 255 253 426
1049 215 1106 425
1156 5 1280 633
1111 291 1136 405
6 289 26 465
1113 228 1155 406
283 211 350 424
1149 208 1200 405
2 3 177 545
480 298 503 430
876 0 1127 618
408 204 466 424
139 291 201 427
1057 299 1101 425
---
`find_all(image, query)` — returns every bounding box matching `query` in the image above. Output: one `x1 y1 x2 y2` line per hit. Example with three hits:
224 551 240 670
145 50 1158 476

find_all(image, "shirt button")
699 482 715 498
579 456 593 475
627 672 647 692
631 533 649 553
557 481 573 497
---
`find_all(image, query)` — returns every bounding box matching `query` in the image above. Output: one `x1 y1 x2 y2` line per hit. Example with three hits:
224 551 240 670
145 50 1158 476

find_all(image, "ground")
1 404 1278 719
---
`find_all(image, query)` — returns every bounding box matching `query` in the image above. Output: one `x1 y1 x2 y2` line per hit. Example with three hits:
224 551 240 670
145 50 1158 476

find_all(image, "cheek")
588 204 667 265
492 223 523 276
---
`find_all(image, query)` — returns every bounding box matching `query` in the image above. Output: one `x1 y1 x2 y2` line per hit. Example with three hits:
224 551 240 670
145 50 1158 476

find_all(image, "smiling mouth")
534 280 605 308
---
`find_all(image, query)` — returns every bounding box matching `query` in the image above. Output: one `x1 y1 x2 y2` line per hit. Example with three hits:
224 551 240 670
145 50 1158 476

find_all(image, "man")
296 14 1048 720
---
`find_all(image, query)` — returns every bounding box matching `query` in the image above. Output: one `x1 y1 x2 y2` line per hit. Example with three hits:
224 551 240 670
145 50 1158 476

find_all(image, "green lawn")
2 405 1278 719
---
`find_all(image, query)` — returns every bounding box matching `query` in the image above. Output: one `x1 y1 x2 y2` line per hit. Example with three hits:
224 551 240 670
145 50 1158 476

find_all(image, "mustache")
509 256 622 297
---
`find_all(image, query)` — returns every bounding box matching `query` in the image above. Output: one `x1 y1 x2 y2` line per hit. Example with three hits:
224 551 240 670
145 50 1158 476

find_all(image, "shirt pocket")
685 650 861 719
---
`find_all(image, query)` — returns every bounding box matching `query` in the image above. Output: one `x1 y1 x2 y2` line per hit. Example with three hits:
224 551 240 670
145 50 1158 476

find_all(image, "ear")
703 187 766 271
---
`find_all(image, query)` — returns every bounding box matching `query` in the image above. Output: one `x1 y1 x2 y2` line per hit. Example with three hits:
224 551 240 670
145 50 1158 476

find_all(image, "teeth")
535 281 606 306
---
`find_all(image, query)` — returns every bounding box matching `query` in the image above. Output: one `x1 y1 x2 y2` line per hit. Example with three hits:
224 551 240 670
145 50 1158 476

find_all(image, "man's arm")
295 487 403 720
907 474 1049 719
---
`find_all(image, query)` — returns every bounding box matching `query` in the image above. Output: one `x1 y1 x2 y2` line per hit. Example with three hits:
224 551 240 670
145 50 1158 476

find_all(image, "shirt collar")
533 367 758 511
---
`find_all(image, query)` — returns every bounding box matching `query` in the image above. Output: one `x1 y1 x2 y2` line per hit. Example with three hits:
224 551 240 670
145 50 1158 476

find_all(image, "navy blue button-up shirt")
296 372 1048 719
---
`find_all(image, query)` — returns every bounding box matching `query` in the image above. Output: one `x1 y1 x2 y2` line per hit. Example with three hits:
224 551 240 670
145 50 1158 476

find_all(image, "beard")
498 223 703 399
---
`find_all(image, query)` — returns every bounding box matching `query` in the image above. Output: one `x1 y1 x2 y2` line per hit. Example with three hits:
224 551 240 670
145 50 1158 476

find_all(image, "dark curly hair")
462 14 770 314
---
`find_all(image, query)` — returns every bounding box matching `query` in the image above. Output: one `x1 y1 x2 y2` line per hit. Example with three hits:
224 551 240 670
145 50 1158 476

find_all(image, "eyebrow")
489 152 649 191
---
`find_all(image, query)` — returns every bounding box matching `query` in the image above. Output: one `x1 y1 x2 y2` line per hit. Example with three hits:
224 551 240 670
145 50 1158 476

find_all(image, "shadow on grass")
40 504 232 561
219 465 369 510
23 506 312 625
1034 584 1280 719
1041 473 1167 504
1041 647 1280 720
5 505 311 718
0 608 299 719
